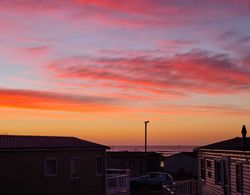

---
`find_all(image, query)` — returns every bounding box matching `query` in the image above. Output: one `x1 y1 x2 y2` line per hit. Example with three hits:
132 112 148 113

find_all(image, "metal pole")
145 121 148 153
144 120 149 195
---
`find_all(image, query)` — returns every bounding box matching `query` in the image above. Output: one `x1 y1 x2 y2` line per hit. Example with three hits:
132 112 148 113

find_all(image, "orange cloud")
0 88 119 113
1 87 249 121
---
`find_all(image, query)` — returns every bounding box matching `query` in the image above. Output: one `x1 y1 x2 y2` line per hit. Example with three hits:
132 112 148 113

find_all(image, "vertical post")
144 120 149 195
145 121 148 153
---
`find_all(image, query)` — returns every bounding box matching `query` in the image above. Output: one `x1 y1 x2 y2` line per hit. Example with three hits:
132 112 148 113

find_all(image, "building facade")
0 135 109 195
197 126 250 195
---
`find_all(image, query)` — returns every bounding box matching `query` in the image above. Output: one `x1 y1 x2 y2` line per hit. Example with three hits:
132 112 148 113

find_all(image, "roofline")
107 151 162 153
0 134 79 139
107 151 163 154
0 147 110 152
197 148 250 154
0 135 110 150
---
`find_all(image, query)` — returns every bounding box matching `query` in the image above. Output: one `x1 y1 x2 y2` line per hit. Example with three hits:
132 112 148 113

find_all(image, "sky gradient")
0 0 250 145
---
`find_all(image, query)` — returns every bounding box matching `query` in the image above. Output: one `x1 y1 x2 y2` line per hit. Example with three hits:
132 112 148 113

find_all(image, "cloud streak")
1 0 249 30
1 87 250 118
145 104 250 117
0 88 119 113
48 50 250 96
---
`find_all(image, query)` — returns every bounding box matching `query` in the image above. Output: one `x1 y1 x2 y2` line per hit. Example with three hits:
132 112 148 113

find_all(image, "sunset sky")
0 0 250 145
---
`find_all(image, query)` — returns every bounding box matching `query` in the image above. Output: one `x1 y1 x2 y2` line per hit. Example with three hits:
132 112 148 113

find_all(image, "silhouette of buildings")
197 125 250 195
165 151 197 180
0 135 109 195
107 151 164 177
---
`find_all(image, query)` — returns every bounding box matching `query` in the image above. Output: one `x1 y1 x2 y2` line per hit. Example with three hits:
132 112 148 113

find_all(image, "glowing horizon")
0 0 250 146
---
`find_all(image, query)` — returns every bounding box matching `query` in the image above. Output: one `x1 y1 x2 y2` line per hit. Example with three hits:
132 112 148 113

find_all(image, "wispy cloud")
1 0 249 30
146 104 250 117
1 87 250 118
21 46 51 55
48 49 250 96
0 88 119 112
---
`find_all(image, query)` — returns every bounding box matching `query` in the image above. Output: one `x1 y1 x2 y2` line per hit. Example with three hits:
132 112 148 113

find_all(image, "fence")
174 179 198 195
107 169 130 195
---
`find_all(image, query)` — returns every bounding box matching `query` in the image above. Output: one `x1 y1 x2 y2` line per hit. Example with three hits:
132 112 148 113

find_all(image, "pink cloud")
47 50 250 96
22 46 50 52
20 46 52 56
244 54 250 67
0 0 249 30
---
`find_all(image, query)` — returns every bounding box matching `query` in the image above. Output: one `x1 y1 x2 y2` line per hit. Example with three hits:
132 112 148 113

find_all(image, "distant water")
109 145 198 156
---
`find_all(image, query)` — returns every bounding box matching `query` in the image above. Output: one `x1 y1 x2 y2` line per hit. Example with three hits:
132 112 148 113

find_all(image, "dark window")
45 159 57 176
236 163 243 193
207 161 212 169
215 160 222 185
200 159 206 180
96 157 104 176
207 160 212 178
71 158 79 178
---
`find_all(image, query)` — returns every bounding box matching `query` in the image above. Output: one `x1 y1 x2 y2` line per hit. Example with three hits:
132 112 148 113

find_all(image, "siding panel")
199 151 250 195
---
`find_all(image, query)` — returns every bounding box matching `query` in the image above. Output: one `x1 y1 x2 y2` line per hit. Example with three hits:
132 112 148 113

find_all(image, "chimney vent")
242 125 247 149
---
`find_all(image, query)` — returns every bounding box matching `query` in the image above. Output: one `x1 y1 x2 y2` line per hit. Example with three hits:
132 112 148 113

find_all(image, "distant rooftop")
167 151 196 158
0 135 109 150
197 137 250 151
107 151 164 158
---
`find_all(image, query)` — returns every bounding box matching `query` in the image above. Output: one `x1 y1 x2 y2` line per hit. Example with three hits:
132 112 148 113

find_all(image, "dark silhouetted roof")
0 135 109 150
107 151 164 158
197 137 250 151
167 151 196 158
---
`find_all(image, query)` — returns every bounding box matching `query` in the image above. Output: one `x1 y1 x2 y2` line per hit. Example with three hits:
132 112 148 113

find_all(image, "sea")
108 145 198 157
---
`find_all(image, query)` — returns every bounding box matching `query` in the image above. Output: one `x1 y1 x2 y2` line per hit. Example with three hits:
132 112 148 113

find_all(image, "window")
215 160 222 185
200 159 206 180
160 160 165 168
236 163 243 193
207 160 212 178
45 158 57 176
71 158 79 178
96 156 104 176
207 160 212 169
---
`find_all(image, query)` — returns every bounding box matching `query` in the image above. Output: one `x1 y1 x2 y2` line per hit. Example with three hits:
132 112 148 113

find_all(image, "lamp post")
144 121 149 153
144 120 149 194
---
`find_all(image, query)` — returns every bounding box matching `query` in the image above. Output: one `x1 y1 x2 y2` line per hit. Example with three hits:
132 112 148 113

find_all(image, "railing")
107 169 130 195
174 179 198 195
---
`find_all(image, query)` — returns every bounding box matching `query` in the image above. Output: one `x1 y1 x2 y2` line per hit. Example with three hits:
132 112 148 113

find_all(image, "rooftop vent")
242 125 247 149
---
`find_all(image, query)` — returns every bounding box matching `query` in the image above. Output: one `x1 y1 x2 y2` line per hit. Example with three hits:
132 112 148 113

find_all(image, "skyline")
0 0 250 145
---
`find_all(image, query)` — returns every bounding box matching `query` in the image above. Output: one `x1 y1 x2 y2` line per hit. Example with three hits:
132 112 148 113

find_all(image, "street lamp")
144 121 149 153
144 120 149 194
